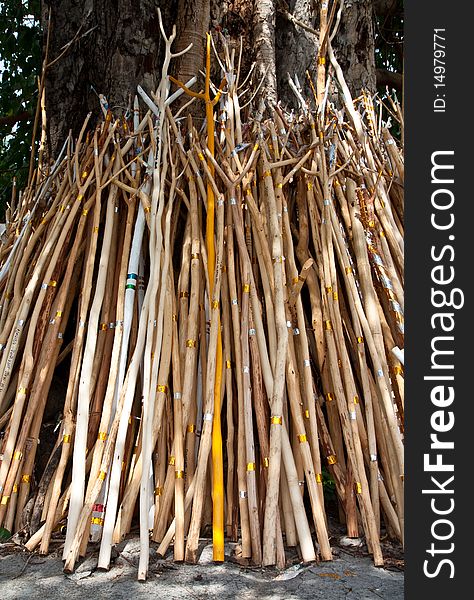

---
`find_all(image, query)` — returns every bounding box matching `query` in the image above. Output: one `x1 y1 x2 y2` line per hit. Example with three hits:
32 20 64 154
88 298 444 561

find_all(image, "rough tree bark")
275 0 318 107
252 0 278 107
334 0 377 95
42 0 381 151
42 0 176 154
173 0 210 89
274 0 379 106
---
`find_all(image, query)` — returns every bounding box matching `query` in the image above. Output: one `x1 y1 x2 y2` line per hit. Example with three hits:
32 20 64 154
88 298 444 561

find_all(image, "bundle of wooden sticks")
0 18 403 581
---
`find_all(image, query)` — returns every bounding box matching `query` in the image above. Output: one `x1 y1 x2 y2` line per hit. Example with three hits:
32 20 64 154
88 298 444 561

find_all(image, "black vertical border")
405 1 470 597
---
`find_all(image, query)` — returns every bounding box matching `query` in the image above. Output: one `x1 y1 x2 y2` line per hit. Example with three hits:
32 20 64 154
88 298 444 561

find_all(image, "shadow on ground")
0 535 403 599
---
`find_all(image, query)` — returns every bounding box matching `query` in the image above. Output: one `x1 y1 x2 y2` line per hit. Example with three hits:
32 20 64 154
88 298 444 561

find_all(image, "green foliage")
0 0 41 217
375 0 404 75
322 465 336 502
0 526 11 541
374 0 403 138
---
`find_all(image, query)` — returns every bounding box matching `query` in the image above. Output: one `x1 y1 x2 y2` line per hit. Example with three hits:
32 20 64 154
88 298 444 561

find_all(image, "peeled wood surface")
0 30 403 580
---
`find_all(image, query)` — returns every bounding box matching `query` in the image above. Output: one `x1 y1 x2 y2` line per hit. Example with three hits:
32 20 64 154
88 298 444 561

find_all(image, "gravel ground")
0 534 403 599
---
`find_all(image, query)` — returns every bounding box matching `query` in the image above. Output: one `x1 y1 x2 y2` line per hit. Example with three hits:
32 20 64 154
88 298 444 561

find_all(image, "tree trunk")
275 0 318 107
42 0 378 151
275 0 377 107
252 0 277 108
173 0 210 88
42 0 176 154
333 0 376 95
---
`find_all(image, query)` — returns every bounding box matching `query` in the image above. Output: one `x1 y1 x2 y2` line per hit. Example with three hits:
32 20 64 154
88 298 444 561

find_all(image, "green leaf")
0 0 41 215
0 527 12 541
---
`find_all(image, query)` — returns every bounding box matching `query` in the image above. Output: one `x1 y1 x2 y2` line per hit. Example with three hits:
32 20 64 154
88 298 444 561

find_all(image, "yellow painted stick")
171 33 225 561
204 33 225 563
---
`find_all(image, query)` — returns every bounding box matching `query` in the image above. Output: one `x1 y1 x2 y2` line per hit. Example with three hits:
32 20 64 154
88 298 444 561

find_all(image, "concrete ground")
0 533 403 599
